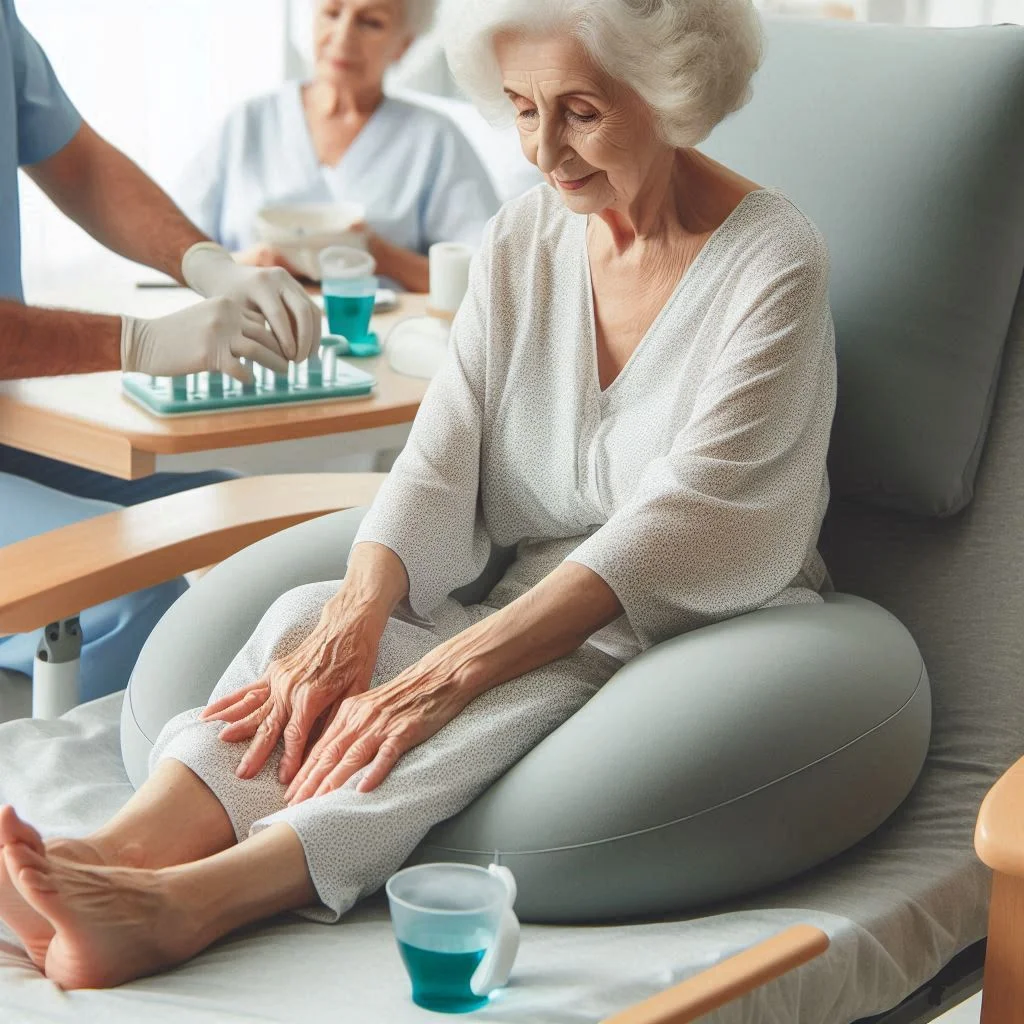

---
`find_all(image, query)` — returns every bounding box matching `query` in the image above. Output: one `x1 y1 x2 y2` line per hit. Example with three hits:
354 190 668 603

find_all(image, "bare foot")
0 806 107 968
2 841 194 989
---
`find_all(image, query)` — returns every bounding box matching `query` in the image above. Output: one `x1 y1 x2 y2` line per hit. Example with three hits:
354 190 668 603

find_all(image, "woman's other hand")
201 543 410 783
283 560 623 803
235 243 306 278
200 601 386 784
284 644 480 803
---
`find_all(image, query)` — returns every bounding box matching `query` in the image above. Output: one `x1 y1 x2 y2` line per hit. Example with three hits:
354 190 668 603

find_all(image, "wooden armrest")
602 925 829 1024
976 754 1024 876
0 473 385 636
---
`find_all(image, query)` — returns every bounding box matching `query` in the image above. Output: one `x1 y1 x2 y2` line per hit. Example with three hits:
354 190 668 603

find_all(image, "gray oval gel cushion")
122 509 930 923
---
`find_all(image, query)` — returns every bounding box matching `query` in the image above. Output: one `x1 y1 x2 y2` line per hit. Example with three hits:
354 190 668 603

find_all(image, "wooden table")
0 292 430 480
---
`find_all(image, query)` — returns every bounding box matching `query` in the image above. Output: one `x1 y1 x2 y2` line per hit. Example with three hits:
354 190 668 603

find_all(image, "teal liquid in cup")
397 941 488 1013
323 290 375 342
387 863 520 1015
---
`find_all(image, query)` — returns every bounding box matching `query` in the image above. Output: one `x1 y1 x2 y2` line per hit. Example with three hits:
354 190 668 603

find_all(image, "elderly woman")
0 0 835 989
176 0 499 292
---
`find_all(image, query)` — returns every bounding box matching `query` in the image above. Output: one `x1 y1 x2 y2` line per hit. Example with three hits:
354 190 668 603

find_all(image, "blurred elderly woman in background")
175 0 499 292
0 0 836 989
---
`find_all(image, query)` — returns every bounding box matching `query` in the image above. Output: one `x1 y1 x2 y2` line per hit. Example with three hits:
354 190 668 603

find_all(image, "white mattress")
0 693 991 1024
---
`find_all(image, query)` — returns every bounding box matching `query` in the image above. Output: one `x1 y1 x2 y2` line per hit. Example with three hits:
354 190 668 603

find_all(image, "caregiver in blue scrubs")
0 0 320 702
176 0 499 293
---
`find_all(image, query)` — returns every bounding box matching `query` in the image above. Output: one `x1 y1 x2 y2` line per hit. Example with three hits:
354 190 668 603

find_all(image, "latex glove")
120 297 289 382
181 241 320 362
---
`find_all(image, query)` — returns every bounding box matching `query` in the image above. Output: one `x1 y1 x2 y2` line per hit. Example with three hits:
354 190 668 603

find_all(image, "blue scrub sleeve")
6 0 81 165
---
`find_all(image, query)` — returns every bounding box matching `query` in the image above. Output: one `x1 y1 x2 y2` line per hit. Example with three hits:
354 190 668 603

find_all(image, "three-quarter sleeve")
352 223 495 620
568 234 836 648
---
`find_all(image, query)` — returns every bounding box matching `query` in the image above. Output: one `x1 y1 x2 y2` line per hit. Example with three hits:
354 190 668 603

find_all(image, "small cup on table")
319 246 379 355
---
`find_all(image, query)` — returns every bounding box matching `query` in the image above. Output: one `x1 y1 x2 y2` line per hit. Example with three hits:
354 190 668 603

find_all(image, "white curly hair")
437 0 763 148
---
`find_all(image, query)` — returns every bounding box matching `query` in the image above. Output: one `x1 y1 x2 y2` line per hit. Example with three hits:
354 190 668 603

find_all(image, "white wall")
15 0 290 293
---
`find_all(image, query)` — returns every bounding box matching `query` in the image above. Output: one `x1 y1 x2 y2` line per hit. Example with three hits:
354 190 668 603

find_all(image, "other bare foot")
0 806 108 968
3 841 194 989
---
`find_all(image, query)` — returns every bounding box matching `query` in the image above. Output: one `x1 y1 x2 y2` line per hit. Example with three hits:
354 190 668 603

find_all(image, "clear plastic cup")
319 246 378 345
386 863 519 1014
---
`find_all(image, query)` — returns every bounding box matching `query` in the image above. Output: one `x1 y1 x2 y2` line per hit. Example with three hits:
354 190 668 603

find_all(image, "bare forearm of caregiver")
339 541 624 696
0 302 121 379
25 120 207 284
366 234 430 294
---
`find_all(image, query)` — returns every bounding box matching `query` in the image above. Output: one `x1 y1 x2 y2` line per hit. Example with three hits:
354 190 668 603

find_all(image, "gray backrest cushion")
702 19 1024 517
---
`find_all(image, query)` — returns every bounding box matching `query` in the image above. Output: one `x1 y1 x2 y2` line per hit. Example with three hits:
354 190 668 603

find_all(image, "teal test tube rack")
121 344 376 417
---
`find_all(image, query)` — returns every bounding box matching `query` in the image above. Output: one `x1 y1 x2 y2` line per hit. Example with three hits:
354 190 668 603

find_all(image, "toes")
4 844 57 910
0 807 44 853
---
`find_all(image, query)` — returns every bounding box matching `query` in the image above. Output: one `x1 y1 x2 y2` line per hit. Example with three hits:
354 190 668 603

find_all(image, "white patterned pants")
151 582 620 921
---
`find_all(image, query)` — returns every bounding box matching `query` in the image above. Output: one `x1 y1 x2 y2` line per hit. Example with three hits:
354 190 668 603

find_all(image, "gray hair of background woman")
308 0 438 37
437 0 763 148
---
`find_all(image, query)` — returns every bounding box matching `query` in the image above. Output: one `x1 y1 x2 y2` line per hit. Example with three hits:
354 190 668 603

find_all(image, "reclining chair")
1 16 1023 1024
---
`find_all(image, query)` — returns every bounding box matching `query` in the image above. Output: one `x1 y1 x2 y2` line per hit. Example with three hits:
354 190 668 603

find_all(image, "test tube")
208 372 224 399
307 349 322 388
171 375 187 401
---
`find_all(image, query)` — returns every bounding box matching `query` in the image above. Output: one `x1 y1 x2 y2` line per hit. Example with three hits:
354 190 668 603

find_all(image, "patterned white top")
355 183 837 662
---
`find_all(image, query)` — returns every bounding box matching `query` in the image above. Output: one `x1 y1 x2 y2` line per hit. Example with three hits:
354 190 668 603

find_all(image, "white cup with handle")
386 862 520 1013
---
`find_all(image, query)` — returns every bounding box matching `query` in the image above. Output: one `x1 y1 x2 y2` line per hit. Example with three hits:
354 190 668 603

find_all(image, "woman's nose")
535 114 566 176
326 14 358 55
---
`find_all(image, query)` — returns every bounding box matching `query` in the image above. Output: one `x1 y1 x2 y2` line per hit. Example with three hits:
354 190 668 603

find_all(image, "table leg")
32 616 81 719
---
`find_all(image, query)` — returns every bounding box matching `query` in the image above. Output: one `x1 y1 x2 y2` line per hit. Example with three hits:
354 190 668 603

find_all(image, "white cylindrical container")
427 242 474 319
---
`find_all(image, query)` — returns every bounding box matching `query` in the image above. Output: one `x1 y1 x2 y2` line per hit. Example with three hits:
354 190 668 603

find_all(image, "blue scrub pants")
0 446 238 702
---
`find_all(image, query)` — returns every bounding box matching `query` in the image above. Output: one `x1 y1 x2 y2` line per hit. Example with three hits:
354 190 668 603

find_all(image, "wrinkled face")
495 32 667 214
314 0 410 93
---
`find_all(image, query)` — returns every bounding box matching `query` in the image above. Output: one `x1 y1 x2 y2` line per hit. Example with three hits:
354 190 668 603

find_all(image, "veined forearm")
0 301 120 379
25 122 207 284
327 541 411 630
416 561 624 698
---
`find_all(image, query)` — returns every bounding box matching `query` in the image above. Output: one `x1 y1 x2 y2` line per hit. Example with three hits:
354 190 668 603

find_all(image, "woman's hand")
200 598 388 784
234 243 305 278
284 649 481 803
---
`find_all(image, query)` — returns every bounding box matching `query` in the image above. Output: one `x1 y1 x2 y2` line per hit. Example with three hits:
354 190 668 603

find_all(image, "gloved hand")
120 297 290 382
181 241 320 362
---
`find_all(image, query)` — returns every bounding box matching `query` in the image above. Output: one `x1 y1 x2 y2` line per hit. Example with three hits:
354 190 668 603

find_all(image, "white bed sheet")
0 693 991 1024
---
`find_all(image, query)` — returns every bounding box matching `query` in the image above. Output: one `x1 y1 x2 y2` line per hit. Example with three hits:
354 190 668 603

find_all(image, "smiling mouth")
554 173 596 191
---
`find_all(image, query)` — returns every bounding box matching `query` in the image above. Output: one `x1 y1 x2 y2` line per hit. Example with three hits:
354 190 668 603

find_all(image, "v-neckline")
292 82 390 176
581 188 766 396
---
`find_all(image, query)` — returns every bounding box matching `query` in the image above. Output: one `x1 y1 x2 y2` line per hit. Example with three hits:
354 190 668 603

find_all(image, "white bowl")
253 201 367 280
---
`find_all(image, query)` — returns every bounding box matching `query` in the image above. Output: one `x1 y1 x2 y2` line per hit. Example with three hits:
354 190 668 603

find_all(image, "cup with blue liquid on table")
386 862 520 1013
319 245 380 357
